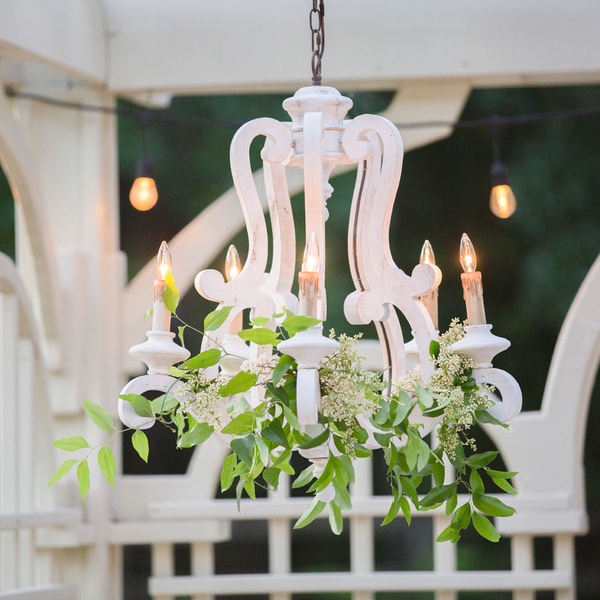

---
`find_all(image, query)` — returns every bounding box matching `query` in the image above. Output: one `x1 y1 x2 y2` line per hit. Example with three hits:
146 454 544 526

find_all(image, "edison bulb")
459 233 477 273
302 232 320 273
225 244 242 282
490 184 517 219
130 177 158 211
420 240 435 265
156 241 172 280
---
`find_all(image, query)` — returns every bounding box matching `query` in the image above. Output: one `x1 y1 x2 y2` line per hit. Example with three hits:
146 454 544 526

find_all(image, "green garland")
51 297 517 543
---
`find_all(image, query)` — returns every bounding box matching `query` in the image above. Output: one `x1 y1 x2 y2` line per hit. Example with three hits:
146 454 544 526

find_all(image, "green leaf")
472 511 501 542
405 430 421 471
473 494 516 517
491 477 517 494
429 340 440 358
329 501 344 535
381 496 401 526
255 435 269 466
53 436 90 451
332 479 352 511
163 270 180 313
177 325 186 347
333 457 349 487
49 459 79 487
204 306 233 331
244 478 256 499
436 523 461 543
261 421 290 448
400 477 419 507
143 309 153 322
219 371 258 397
475 409 505 426
294 497 326 529
432 460 445 488
83 399 115 430
307 457 335 494
486 469 518 480
466 451 498 470
470 470 485 494
263 466 281 489
180 348 222 370
98 445 116 488
150 394 179 415
132 429 149 462
281 315 321 336
235 478 245 510
417 439 431 472
178 423 214 448
119 394 154 419
416 384 434 408
451 502 472 531
222 412 255 436
281 404 300 431
238 327 280 346
77 460 90 502
420 483 456 508
251 316 270 327
299 428 329 450
393 391 413 426
399 495 412 526
339 455 355 484
273 354 295 386
221 453 237 492
231 436 255 465
292 464 315 489
445 491 458 516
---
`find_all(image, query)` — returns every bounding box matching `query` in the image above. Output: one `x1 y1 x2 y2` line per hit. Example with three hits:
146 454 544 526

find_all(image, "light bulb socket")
135 155 155 179
490 160 510 188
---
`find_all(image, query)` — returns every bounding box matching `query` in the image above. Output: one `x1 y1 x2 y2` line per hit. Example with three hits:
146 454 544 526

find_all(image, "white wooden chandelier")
118 1 522 471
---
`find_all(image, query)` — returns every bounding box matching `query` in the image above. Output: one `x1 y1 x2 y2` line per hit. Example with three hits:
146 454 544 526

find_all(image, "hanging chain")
310 0 325 85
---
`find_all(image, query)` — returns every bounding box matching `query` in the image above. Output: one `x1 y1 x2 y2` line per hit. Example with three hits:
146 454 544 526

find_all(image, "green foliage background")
1 84 599 596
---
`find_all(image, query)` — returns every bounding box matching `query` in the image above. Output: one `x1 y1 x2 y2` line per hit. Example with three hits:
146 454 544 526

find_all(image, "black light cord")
5 88 600 133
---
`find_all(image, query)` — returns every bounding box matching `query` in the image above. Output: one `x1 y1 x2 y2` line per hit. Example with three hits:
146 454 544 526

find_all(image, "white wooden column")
0 294 19 591
554 534 576 600
269 473 291 600
350 458 374 600
511 535 534 600
152 543 175 600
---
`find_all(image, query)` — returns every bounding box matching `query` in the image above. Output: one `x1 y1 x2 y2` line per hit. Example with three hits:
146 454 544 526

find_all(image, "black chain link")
310 0 325 85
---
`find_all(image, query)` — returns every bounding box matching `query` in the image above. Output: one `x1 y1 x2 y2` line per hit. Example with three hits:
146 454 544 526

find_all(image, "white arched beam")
0 83 65 370
121 81 470 373
487 254 600 535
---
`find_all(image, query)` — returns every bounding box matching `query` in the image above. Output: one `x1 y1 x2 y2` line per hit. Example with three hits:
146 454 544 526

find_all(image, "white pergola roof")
1 0 599 96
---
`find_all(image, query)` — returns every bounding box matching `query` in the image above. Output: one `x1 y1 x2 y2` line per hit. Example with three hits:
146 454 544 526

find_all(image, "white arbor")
0 1 599 599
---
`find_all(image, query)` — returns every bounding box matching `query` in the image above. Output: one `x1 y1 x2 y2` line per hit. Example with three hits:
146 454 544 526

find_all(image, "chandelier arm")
195 118 293 364
302 111 327 319
260 159 297 311
472 368 523 423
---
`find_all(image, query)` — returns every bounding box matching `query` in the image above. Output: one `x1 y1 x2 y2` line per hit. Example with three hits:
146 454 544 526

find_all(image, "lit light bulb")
460 233 477 273
225 244 242 282
302 232 320 273
420 239 436 265
156 241 172 281
130 156 158 211
490 184 517 219
489 160 516 219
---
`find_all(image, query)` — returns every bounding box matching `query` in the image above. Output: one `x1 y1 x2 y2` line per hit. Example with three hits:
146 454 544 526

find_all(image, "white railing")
0 253 82 598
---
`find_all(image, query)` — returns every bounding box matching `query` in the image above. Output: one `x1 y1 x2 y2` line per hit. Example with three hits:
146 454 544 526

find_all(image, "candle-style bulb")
460 233 477 273
302 232 320 273
490 184 517 219
225 244 242 282
156 241 172 281
420 240 436 265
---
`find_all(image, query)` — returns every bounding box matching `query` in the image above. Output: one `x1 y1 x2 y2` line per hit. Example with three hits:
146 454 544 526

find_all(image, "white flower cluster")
319 331 383 454
394 319 494 458
240 353 281 387
177 370 228 431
